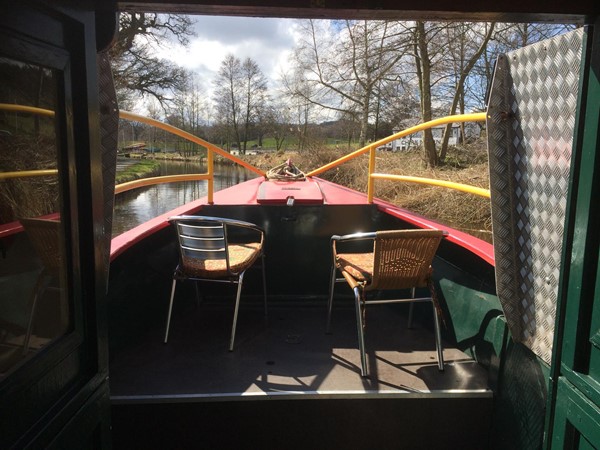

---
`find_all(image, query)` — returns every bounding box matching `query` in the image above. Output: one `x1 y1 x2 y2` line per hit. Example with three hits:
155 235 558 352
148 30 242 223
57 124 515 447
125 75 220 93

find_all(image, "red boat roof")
257 178 324 205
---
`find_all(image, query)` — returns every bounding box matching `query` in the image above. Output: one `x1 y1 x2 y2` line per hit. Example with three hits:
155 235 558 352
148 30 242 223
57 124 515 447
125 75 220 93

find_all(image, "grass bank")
115 160 161 184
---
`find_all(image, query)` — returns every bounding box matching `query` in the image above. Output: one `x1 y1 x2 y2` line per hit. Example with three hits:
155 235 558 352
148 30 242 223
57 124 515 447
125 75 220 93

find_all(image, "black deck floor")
109 300 491 400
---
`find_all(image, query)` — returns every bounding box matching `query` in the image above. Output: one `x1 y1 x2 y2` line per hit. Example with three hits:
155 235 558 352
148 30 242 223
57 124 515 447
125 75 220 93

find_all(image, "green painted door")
548 22 600 450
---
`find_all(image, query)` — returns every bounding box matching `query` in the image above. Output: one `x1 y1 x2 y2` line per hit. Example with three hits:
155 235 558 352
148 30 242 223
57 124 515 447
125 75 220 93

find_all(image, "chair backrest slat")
180 236 225 250
181 246 227 261
178 222 224 238
176 220 228 262
370 229 444 290
169 215 264 278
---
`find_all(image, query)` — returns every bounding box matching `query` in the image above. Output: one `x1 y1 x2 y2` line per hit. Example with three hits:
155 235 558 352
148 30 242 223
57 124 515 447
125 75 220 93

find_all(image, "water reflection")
112 159 253 236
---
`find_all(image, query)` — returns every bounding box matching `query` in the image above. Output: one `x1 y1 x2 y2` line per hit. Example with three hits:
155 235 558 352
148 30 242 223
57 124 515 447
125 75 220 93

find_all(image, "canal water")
112 159 253 236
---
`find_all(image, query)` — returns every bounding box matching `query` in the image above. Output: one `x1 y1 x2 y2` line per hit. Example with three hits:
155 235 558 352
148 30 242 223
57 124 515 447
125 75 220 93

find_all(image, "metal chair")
326 229 446 377
20 218 65 354
164 215 267 351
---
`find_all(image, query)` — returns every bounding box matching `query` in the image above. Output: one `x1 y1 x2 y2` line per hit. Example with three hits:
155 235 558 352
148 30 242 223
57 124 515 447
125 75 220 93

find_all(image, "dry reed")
245 140 492 242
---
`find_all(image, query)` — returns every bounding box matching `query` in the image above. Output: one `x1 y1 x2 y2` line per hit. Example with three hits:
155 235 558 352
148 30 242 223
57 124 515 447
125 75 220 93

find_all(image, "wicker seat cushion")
336 252 374 283
182 242 262 278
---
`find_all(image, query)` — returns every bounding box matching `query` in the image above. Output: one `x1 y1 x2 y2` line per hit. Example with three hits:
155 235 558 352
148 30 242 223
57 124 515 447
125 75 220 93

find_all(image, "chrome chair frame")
164 215 267 351
326 229 447 377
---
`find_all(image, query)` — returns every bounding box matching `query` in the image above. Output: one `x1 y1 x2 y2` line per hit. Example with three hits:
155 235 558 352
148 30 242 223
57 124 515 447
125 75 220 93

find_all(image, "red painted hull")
110 177 494 265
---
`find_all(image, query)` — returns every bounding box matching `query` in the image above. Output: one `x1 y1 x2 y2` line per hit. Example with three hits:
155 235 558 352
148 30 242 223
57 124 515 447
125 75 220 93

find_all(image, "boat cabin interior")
1 1 599 449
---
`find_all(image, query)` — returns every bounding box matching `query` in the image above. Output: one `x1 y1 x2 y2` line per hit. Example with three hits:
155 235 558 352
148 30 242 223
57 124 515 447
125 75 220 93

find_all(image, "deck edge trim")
110 389 493 404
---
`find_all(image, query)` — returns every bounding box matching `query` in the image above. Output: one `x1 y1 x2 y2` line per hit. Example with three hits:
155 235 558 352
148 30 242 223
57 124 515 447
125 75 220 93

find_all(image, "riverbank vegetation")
124 135 492 240
242 138 492 241
113 15 573 170
115 160 160 184
0 135 58 223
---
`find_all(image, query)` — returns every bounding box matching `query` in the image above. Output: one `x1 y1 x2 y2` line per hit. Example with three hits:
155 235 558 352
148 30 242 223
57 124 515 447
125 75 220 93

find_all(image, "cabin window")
0 56 70 378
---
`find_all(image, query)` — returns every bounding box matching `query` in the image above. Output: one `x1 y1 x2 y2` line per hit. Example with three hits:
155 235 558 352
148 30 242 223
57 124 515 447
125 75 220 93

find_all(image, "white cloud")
155 16 300 98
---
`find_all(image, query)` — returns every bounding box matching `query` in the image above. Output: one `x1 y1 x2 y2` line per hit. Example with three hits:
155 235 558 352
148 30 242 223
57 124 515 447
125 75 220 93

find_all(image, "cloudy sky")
155 15 303 95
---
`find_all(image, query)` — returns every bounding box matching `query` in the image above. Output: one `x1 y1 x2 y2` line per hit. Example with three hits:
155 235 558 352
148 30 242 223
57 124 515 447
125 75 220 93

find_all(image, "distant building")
121 142 146 154
230 149 258 156
378 122 480 151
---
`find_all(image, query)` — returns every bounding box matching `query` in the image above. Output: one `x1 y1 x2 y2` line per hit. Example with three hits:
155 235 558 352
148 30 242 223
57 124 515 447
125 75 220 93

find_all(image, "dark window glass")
0 56 69 378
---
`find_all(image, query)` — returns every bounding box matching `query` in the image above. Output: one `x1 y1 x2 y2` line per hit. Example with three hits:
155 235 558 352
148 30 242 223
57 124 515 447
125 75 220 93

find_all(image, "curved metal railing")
116 111 266 202
0 103 265 204
307 112 490 201
1 103 489 202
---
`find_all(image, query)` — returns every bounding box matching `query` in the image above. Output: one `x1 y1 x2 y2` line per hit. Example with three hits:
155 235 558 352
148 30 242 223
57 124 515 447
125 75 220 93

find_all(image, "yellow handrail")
0 104 265 202
207 145 214 204
370 173 490 198
306 112 488 201
307 113 487 177
114 173 212 194
1 103 489 203
0 169 58 180
118 111 264 178
0 104 55 118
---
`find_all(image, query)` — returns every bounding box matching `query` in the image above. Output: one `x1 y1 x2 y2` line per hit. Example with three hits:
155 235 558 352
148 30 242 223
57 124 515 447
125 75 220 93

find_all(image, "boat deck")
109 300 490 400
106 200 497 448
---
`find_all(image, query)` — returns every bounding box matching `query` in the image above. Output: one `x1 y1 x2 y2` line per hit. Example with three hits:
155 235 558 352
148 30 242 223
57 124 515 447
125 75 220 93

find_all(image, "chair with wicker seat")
326 228 447 377
20 218 65 355
164 215 267 351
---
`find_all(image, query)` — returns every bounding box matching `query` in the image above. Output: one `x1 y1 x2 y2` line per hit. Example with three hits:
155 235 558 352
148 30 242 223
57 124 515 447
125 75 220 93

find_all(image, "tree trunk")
415 22 438 167
242 85 252 155
359 95 370 148
440 23 495 160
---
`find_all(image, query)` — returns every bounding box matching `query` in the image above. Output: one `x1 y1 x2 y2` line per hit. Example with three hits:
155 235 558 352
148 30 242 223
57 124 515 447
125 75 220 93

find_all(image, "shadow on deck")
109 301 493 449
110 302 489 397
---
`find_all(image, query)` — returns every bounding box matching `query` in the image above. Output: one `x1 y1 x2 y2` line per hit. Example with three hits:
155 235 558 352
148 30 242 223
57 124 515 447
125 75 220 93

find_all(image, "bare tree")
438 22 495 160
169 71 211 157
213 55 268 154
288 20 410 148
409 21 497 166
377 78 419 137
240 58 268 153
213 54 243 151
110 13 195 108
282 69 317 151
263 101 291 151
412 21 440 167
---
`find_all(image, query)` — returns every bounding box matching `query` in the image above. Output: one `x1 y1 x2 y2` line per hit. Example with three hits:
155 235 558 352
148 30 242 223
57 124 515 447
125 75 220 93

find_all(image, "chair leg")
427 279 444 371
326 263 337 334
261 254 268 317
432 301 444 371
229 271 245 351
22 291 39 355
353 286 368 377
407 287 416 329
194 282 202 309
164 278 177 343
22 274 50 355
